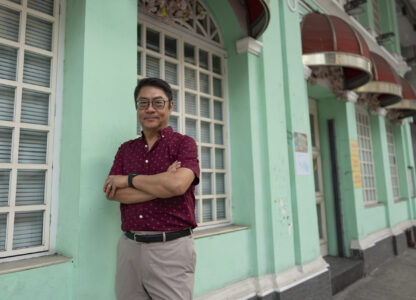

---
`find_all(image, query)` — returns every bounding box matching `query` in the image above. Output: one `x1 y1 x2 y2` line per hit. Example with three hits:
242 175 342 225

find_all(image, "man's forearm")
132 169 194 199
109 187 156 204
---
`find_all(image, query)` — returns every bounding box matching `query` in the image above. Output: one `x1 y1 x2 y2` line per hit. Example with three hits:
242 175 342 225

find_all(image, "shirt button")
139 215 143 219
162 135 165 138
145 160 149 163
145 145 148 148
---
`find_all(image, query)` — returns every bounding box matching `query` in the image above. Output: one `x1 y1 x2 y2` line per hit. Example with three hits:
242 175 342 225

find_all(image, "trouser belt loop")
162 232 166 242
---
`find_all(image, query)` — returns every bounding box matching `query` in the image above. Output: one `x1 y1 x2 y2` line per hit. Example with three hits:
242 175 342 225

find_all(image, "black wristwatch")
128 172 139 188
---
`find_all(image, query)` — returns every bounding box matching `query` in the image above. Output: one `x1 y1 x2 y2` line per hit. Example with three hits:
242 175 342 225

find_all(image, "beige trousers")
115 232 196 300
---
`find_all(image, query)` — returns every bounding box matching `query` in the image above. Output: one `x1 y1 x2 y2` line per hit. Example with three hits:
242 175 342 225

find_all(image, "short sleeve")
109 145 124 175
177 136 200 185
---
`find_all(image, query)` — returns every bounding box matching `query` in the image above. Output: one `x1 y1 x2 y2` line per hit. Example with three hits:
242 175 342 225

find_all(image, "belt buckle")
162 232 166 242
133 232 138 242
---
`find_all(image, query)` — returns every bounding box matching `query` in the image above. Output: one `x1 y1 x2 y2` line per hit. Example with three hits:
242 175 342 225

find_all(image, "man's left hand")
104 175 128 199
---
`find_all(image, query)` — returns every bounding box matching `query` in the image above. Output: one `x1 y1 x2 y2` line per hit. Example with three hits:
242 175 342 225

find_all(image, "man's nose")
145 102 156 112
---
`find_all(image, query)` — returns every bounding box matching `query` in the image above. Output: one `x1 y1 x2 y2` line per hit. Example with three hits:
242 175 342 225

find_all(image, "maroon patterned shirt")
109 126 200 231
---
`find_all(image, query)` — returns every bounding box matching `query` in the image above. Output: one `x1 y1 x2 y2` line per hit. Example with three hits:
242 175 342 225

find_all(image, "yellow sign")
350 140 362 188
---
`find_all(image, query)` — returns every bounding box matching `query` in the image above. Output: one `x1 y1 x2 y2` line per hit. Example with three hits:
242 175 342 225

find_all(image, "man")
103 77 200 300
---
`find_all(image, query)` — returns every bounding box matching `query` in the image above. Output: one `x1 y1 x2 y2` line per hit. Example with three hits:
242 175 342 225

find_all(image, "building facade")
0 0 415 299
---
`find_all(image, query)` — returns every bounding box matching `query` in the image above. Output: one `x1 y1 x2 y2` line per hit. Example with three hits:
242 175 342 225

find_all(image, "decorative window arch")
138 0 222 46
137 1 230 227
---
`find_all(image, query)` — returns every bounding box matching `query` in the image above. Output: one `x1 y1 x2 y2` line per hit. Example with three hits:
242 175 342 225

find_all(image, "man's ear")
169 101 174 111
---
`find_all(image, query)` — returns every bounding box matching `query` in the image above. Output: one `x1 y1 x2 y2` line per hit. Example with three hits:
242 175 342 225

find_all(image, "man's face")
136 85 173 132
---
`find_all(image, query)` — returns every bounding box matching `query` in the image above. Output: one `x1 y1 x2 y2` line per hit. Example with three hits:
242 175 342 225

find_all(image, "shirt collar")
139 126 173 142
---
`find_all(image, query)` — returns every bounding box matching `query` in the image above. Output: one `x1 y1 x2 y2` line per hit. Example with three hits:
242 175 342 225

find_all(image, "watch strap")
128 172 139 188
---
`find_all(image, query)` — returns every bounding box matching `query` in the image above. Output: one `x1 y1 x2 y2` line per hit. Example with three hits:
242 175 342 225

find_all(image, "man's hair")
134 78 173 108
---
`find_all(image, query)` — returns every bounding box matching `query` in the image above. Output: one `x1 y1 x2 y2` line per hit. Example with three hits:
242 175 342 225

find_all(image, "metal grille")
0 0 59 257
356 106 378 204
137 18 229 227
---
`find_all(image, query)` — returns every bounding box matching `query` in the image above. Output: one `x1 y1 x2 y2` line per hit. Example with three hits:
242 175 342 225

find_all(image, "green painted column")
378 0 401 55
356 1 375 33
270 0 320 265
403 121 416 219
59 0 137 298
369 115 393 226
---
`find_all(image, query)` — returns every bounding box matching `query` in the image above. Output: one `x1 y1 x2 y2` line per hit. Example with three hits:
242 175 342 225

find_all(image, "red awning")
386 77 416 119
355 52 402 107
301 13 372 90
245 0 270 39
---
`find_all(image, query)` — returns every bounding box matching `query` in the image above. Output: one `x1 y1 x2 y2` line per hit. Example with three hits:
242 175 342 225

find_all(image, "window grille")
0 0 58 258
385 120 400 200
356 106 378 204
137 9 229 226
372 0 381 35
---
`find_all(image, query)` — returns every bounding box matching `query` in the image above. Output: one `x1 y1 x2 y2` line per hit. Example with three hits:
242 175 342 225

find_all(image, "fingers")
167 161 181 172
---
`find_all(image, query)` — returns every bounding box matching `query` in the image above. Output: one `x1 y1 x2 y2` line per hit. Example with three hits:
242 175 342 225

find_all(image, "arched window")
137 0 229 226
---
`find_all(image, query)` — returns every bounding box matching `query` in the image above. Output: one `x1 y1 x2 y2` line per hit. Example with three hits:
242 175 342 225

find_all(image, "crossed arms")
103 161 195 204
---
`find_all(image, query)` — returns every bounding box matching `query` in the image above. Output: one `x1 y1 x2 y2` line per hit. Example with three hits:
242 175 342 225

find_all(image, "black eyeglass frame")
136 98 171 110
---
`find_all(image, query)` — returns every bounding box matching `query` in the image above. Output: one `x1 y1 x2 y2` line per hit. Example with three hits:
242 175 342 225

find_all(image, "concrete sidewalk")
333 248 416 300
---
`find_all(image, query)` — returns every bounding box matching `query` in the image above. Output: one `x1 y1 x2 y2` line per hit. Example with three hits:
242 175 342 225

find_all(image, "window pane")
200 97 210 118
216 173 225 194
202 199 213 222
16 170 46 205
13 210 44 249
21 89 49 125
185 67 196 90
137 24 142 46
201 147 211 169
216 198 226 220
213 77 222 97
172 89 178 112
212 54 221 74
215 148 224 169
169 115 178 132
146 28 160 52
0 213 6 251
0 6 20 42
146 55 160 78
199 72 210 94
200 121 210 143
185 118 197 140
214 124 223 145
165 61 178 85
0 127 13 163
23 52 51 87
0 85 15 121
195 200 199 223
185 93 196 115
214 101 223 120
26 16 52 51
137 52 142 75
202 172 212 194
165 36 177 58
184 43 195 64
0 45 18 81
199 49 208 69
0 170 10 206
28 0 54 16
18 129 47 164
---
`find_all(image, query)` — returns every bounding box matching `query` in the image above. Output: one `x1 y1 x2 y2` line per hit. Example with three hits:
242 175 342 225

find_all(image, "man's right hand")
167 160 181 173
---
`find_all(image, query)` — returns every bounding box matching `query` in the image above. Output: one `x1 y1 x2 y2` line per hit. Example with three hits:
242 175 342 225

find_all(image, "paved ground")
333 248 416 300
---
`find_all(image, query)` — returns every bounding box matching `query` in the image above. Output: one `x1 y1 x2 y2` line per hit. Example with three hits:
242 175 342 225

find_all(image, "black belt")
125 228 192 243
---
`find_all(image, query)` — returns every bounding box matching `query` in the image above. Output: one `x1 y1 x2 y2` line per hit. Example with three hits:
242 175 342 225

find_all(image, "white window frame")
355 105 378 205
137 5 231 227
385 120 400 200
0 0 60 260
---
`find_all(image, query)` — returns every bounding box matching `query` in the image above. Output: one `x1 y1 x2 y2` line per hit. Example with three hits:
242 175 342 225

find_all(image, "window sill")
0 254 72 275
193 224 249 239
364 202 385 209
394 197 408 203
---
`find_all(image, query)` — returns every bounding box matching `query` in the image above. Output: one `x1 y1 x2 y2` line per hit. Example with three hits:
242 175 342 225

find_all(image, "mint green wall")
0 262 72 300
59 0 137 299
378 0 401 54
357 1 375 31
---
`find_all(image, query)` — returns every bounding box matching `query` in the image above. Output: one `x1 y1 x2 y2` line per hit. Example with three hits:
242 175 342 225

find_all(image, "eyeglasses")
136 98 169 110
